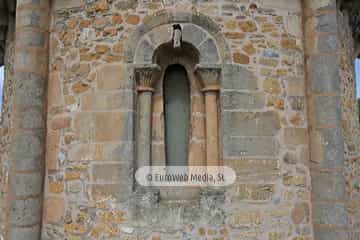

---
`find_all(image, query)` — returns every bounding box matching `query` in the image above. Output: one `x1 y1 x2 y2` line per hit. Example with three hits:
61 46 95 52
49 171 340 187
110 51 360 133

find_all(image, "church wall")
43 0 313 239
337 7 360 238
0 17 15 236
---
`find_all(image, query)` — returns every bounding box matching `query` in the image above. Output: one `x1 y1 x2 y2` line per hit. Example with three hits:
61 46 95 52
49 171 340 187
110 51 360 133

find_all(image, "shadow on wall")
0 66 3 114
356 59 360 120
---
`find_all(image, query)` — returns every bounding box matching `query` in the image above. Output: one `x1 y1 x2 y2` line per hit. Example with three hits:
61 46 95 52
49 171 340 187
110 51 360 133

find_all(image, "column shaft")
136 91 153 168
6 1 50 239
204 91 219 166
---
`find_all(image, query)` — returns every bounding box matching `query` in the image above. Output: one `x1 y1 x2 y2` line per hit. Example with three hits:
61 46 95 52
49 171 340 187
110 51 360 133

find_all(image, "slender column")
6 0 50 239
195 66 221 166
135 66 160 169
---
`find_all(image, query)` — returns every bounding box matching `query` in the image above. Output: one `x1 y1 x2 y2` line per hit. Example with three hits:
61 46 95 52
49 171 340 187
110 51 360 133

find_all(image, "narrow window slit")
163 64 190 166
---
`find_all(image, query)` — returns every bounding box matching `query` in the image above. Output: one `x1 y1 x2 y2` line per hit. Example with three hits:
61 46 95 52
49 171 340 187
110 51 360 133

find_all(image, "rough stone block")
224 137 279 157
224 111 280 137
16 30 46 47
318 34 338 52
10 198 41 226
260 0 301 11
198 38 220 63
16 8 48 29
313 228 349 240
96 63 130 90
222 64 258 91
310 128 344 168
48 71 64 107
308 55 340 94
46 131 60 171
182 24 208 47
94 112 133 142
15 72 46 107
312 172 346 201
313 204 350 226
15 49 48 74
90 183 131 202
11 131 44 171
92 163 129 183
286 77 305 96
224 158 279 174
314 96 342 125
13 172 43 197
222 92 265 110
317 13 337 33
81 91 133 111
134 39 154 63
53 0 83 10
15 107 44 129
283 128 308 146
8 226 40 240
44 197 65 223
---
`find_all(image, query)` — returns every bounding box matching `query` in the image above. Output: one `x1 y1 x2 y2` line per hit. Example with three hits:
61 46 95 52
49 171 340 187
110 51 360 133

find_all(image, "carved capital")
195 65 221 92
135 64 161 92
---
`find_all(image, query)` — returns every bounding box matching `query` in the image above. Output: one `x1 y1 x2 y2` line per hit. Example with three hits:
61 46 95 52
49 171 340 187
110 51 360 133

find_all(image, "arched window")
163 64 190 166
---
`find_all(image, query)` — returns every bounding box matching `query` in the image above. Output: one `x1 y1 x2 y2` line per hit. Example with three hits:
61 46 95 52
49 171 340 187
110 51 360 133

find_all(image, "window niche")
131 19 226 202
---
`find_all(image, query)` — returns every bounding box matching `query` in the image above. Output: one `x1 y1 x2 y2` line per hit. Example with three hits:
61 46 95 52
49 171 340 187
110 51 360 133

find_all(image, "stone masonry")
0 0 358 240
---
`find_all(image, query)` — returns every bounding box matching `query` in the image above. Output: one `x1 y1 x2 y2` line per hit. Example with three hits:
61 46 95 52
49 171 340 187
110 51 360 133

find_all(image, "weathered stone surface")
224 111 280 137
44 197 65 223
90 183 131 202
10 198 41 226
53 0 83 10
135 39 154 63
13 172 43 197
318 34 338 52
314 96 342 125
11 131 44 171
314 228 349 240
311 128 345 168
198 38 219 63
182 24 208 47
96 64 130 90
313 204 350 226
317 13 337 33
222 64 258 90
15 72 46 106
312 173 346 201
283 128 308 146
308 55 340 93
92 163 129 183
224 137 279 157
223 92 265 110
8 226 40 240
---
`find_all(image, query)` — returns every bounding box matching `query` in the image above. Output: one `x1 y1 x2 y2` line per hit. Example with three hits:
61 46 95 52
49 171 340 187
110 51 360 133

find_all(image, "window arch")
163 64 191 166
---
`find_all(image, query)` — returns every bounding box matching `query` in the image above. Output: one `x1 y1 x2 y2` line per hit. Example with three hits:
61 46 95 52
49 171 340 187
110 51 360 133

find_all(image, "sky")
356 59 360 98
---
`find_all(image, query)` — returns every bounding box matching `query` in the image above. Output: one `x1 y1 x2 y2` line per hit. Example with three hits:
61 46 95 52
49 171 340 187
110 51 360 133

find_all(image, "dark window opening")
163 64 190 166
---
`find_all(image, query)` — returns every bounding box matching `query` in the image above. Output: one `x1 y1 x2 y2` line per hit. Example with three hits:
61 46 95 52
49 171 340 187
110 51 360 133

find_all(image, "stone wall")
42 1 315 239
0 14 15 237
338 6 360 239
